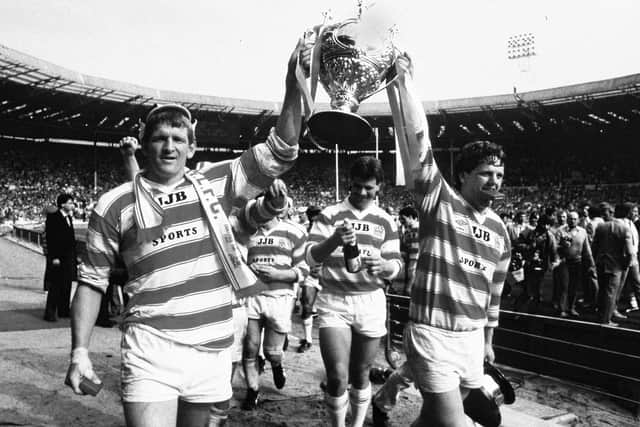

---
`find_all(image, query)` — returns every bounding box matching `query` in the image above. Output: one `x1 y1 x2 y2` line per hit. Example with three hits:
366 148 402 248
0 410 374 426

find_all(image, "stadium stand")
2 42 640 415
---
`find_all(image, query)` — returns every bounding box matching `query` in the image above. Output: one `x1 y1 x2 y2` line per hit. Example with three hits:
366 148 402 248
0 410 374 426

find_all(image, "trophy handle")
360 73 398 103
297 26 327 121
358 47 402 103
309 25 327 102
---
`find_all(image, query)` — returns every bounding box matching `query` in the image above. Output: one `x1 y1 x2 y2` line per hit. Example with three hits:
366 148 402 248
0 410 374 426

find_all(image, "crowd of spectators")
3 138 640 228
499 201 640 328
0 141 127 224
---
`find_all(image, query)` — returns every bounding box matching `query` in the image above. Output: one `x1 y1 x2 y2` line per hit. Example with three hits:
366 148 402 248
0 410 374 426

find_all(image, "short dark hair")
56 193 74 208
398 206 418 219
599 202 613 214
623 202 637 215
349 156 384 184
141 105 195 145
306 205 321 219
616 203 634 218
538 214 553 227
455 141 505 187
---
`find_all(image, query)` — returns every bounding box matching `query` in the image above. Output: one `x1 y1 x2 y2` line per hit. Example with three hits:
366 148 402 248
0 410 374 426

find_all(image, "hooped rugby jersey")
409 148 511 332
78 133 295 351
307 199 402 295
246 219 309 295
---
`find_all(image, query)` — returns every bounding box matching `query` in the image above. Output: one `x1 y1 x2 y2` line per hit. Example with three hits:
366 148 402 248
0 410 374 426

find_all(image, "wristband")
71 347 93 375
71 347 101 391
71 347 95 379
71 347 89 364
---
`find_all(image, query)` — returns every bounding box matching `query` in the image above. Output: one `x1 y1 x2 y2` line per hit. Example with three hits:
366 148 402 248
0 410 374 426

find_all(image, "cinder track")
0 237 637 426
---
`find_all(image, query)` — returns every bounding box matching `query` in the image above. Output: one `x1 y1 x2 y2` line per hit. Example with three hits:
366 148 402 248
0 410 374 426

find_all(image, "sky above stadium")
0 0 638 103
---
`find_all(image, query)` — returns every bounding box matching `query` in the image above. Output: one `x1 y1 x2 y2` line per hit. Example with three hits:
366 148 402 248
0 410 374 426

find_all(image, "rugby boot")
297 339 312 353
242 388 259 410
372 400 391 427
272 364 287 389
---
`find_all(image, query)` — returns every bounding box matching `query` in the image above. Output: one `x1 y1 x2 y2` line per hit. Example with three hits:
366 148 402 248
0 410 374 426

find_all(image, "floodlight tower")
507 32 536 94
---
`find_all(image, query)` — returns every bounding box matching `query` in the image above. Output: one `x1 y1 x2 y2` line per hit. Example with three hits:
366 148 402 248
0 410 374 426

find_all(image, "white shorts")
404 322 484 394
231 305 248 363
120 324 232 403
245 293 295 333
315 288 387 338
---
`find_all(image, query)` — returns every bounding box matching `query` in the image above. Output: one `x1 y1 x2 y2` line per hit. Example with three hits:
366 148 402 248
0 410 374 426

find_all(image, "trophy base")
307 110 373 147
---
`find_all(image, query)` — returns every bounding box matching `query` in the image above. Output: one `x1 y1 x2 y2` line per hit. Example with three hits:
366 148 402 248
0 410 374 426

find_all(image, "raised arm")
275 39 305 146
119 136 141 181
221 41 307 216
387 54 440 201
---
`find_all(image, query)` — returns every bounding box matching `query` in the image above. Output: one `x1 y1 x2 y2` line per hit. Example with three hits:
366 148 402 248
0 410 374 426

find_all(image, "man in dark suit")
44 193 77 321
592 202 633 325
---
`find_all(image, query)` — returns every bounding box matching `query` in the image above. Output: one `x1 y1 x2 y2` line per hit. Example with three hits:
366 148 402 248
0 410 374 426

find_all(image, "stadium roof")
2 43 640 150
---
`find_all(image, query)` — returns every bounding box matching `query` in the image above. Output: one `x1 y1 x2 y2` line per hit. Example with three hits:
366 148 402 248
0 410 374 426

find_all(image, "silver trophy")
305 9 397 146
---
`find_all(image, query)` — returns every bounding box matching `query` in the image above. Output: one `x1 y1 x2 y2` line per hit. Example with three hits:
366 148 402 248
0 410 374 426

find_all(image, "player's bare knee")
326 371 349 395
242 336 260 358
327 380 348 396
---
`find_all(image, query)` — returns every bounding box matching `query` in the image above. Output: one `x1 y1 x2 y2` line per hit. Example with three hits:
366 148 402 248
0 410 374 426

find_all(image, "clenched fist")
119 136 140 157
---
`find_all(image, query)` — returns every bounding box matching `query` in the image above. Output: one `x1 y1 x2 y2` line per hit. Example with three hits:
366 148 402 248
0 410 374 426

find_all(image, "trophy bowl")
307 17 397 146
